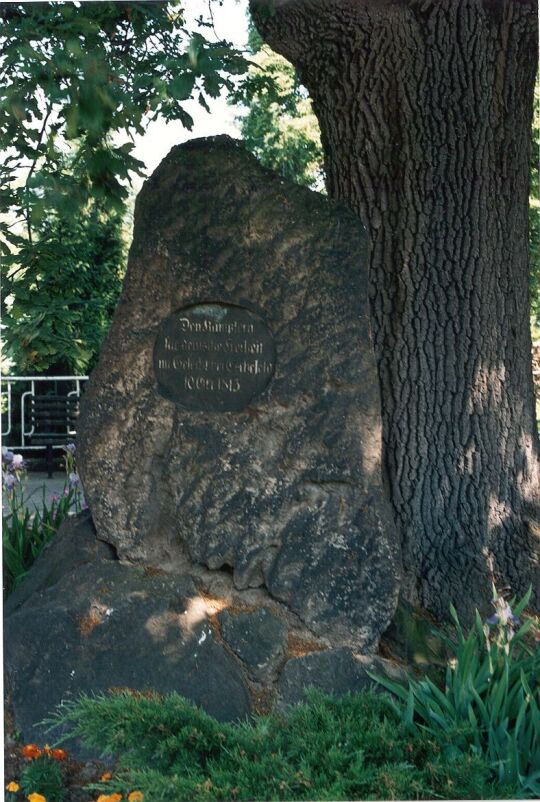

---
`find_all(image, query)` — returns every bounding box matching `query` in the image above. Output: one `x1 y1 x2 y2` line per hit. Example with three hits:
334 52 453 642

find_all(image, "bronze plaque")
153 303 276 411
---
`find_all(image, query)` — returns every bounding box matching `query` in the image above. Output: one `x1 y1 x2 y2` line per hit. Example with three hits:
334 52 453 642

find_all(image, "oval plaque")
153 303 276 412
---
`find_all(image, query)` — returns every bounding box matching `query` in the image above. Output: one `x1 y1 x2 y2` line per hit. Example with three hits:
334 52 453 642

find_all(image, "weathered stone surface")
78 135 400 651
4 519 251 750
277 648 407 707
5 511 114 614
219 607 288 680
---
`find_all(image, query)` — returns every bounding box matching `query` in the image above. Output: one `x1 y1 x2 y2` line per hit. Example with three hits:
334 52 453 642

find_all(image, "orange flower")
22 744 42 760
6 781 20 792
27 794 47 802
100 773 113 782
51 748 67 761
128 793 144 802
96 794 123 802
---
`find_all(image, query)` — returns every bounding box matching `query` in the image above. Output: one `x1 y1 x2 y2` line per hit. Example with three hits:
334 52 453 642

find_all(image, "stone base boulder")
4 515 251 749
5 515 404 755
277 647 407 708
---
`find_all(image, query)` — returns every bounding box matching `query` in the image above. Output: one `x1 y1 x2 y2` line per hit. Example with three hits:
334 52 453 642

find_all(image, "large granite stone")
5 511 114 614
219 607 288 680
78 135 400 651
277 648 407 708
4 516 251 751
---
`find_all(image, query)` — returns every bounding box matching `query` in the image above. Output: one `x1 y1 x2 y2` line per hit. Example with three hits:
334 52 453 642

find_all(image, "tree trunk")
252 0 540 620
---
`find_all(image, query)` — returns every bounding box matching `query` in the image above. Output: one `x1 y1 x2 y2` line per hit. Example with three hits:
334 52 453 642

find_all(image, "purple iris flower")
3 472 17 491
69 472 80 489
11 453 24 470
65 443 76 455
486 601 520 628
2 447 14 465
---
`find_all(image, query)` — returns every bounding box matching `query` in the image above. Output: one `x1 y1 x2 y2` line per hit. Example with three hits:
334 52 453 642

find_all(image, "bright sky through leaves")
128 0 249 187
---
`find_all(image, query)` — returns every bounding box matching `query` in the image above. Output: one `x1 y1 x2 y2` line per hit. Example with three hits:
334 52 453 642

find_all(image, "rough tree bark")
251 0 540 620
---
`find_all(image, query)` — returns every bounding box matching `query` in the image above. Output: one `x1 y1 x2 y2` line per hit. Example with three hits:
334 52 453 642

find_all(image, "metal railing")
1 375 89 450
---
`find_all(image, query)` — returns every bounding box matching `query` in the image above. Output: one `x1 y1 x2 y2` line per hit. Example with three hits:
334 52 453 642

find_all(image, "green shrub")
50 688 507 801
373 588 540 797
20 754 66 802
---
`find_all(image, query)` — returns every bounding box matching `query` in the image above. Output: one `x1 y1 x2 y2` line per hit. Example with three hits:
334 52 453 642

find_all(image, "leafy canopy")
0 1 249 373
0 1 248 237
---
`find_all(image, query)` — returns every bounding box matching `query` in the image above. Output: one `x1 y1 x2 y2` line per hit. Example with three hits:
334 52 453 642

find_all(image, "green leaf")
169 71 196 101
203 72 222 98
513 586 533 617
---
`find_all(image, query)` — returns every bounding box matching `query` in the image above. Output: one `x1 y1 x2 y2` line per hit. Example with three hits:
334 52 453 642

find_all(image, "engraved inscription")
153 303 276 411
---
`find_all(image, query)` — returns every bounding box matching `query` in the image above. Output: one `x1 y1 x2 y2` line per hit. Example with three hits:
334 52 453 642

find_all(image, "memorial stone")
78 135 400 651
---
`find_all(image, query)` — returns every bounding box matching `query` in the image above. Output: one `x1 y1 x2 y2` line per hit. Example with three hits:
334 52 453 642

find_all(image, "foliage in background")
2 444 82 596
232 25 323 190
3 147 127 374
373 589 540 798
0 1 247 230
50 687 506 802
0 1 248 374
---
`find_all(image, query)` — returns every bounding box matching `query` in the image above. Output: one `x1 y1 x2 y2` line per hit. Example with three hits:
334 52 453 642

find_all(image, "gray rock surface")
78 135 400 651
5 511 113 614
4 516 251 750
219 607 288 680
277 648 407 707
